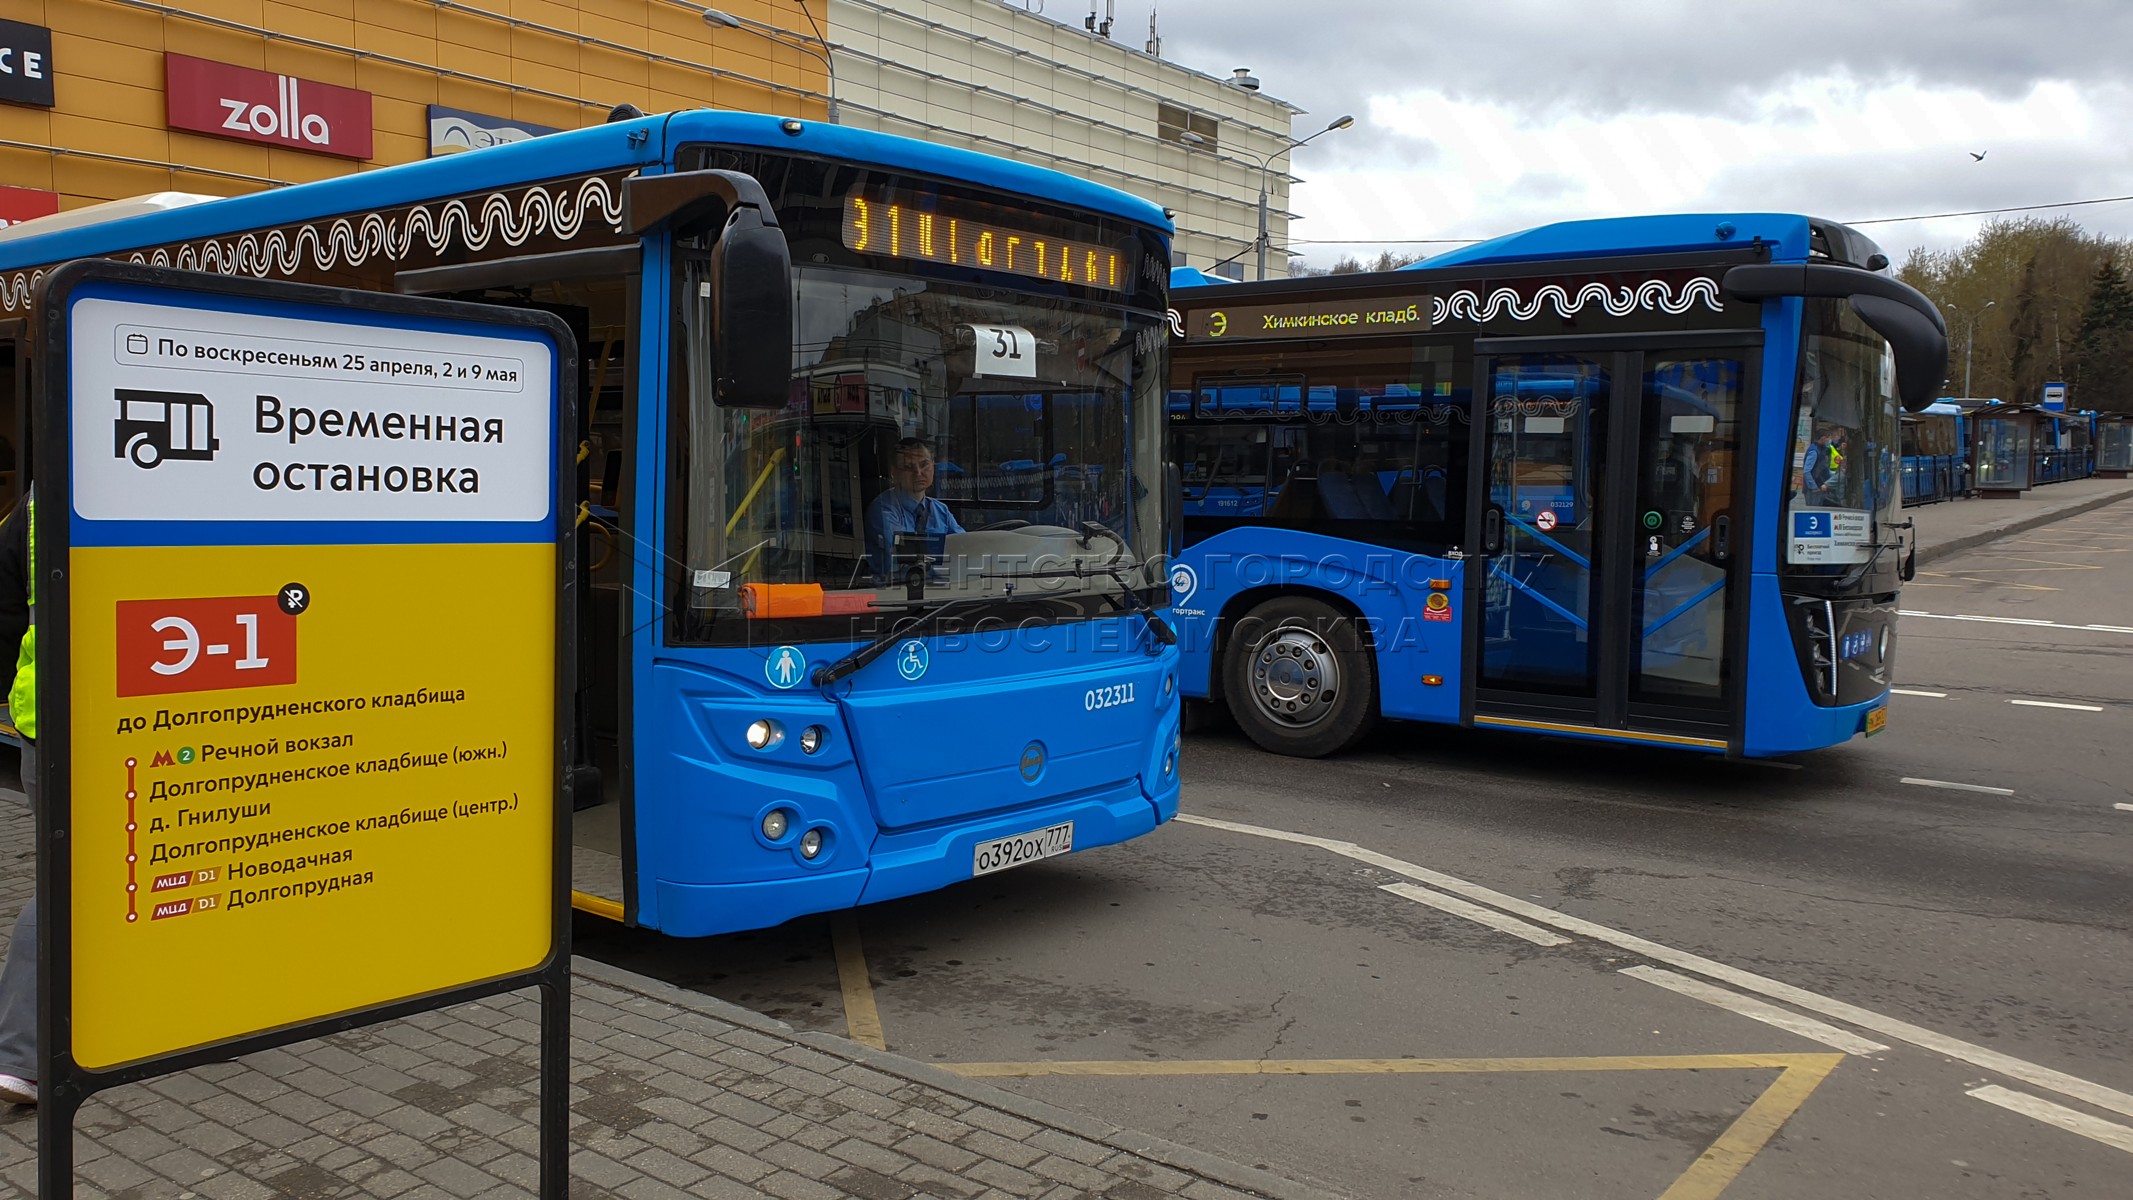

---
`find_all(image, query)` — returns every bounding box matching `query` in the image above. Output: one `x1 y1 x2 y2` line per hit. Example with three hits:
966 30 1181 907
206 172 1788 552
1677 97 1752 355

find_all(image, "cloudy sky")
1135 0 2133 271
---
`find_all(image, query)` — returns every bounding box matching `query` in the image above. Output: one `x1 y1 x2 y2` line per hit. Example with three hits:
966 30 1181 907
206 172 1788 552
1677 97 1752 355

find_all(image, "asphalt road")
578 504 2133 1199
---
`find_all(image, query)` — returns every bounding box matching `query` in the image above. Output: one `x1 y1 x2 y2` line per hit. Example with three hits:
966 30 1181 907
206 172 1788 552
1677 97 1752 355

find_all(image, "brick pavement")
0 799 1328 1200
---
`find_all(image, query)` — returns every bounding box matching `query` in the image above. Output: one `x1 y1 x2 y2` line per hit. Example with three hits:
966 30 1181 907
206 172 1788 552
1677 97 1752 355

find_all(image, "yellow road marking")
831 912 888 1051
946 1052 1833 1077
1658 1055 1840 1200
571 890 624 922
943 1053 1843 1200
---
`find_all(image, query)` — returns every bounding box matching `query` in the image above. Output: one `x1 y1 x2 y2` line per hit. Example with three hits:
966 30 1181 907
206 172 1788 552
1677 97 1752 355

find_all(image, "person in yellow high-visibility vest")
0 488 36 1107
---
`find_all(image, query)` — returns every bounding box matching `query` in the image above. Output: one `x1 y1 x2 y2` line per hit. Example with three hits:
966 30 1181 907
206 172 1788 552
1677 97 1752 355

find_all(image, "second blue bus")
1167 214 1946 758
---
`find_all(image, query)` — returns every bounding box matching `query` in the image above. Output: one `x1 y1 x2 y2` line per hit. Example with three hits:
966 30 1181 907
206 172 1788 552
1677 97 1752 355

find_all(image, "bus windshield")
681 264 1165 641
1783 297 1900 575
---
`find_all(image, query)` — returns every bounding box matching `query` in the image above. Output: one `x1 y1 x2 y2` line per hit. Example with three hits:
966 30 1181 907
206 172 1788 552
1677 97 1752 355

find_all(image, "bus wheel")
128 436 161 469
1222 596 1378 758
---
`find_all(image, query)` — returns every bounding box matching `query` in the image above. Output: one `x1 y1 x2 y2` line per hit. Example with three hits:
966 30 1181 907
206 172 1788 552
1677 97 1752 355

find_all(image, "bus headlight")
1164 674 1175 698
761 809 790 840
746 719 783 750
800 725 827 755
1879 625 1891 662
799 828 825 859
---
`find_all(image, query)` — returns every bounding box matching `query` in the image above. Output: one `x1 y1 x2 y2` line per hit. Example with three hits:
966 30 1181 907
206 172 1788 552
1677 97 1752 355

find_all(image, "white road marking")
2009 699 2105 712
1900 610 2133 635
1176 812 2133 1120
1901 777 2017 796
1968 1085 2133 1156
1621 966 1890 1056
2114 804 2133 814
1891 688 1947 698
1380 882 1573 946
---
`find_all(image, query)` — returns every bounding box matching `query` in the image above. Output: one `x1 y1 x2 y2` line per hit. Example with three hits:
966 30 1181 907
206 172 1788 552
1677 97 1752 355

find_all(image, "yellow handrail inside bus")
724 446 787 538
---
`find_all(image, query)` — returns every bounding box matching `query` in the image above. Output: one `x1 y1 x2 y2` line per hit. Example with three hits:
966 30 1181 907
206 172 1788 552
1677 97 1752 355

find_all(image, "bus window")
1176 425 1270 519
1634 357 1745 705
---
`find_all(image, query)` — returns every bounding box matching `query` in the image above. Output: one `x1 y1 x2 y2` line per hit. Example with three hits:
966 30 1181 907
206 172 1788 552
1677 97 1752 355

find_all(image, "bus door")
397 244 642 918
1467 337 1758 749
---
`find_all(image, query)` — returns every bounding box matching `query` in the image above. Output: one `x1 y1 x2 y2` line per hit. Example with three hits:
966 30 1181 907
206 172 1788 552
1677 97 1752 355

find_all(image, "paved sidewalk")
1908 475 2133 565
0 800 1327 1200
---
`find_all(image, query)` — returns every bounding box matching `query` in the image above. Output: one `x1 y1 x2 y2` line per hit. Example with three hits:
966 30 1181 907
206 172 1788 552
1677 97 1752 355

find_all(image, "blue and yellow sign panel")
52 272 565 1071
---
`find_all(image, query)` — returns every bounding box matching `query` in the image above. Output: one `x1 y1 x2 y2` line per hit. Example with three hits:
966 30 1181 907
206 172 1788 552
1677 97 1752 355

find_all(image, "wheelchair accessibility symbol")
896 639 930 681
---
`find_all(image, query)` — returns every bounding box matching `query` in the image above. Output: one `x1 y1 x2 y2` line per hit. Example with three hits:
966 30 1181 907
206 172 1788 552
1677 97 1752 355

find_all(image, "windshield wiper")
1108 577 1178 645
1076 520 1129 560
1015 558 1176 646
1837 529 1908 588
811 595 998 688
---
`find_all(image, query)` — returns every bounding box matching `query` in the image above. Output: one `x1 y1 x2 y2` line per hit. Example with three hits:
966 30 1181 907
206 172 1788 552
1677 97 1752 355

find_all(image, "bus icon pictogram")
114 389 221 468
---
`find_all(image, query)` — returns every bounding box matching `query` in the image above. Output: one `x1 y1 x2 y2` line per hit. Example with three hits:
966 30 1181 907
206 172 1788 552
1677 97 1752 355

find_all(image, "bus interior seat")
1318 470 1398 521
1264 475 1321 524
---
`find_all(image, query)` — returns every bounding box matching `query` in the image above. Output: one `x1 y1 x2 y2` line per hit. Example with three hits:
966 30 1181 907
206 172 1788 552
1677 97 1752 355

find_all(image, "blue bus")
1167 214 1946 758
0 109 1182 936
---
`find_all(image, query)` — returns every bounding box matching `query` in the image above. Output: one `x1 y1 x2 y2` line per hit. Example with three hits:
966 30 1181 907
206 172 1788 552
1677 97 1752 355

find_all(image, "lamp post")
1183 114 1354 280
703 7 839 123
1945 299 1995 398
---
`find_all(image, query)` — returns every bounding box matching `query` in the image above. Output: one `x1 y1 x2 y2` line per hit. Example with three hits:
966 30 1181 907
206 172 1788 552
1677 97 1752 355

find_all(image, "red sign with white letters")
116 595 299 697
164 53 373 160
0 184 58 230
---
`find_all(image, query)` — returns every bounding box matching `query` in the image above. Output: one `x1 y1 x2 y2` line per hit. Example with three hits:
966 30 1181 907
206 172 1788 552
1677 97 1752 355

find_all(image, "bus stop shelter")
1970 405 2041 497
2098 413 2133 479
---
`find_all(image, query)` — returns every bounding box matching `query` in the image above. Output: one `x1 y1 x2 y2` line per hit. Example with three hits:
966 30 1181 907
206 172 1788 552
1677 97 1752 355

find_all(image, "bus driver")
867 437 965 581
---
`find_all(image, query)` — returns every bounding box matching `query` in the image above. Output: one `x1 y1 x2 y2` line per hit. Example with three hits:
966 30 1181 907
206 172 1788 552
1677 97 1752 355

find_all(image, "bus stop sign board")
33 261 575 1195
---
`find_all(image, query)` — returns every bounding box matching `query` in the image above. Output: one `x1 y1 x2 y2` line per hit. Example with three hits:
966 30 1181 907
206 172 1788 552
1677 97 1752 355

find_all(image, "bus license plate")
1865 706 1888 736
973 822 1074 877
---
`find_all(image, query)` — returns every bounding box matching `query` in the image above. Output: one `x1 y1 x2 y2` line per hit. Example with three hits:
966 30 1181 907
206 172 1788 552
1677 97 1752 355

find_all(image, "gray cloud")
1071 0 2133 265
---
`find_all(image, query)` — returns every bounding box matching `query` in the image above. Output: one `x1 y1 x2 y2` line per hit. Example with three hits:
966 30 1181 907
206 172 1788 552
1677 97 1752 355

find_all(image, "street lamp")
1945 299 1995 399
1183 114 1355 280
702 7 839 123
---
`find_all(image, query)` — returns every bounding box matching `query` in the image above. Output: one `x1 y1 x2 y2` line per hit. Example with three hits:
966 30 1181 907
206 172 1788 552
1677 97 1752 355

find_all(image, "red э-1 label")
116 596 298 696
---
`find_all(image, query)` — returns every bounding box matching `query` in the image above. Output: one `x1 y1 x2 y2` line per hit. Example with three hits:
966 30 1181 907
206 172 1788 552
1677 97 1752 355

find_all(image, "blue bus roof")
0 109 1170 270
1169 214 1857 294
1408 214 1832 270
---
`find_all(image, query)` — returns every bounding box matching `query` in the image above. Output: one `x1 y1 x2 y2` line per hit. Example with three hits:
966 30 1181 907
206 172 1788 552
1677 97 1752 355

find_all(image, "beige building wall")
0 0 832 212
825 0 1308 279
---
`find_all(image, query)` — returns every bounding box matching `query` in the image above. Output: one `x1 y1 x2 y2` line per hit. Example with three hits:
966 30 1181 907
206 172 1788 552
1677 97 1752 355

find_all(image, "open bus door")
396 244 643 922
1465 334 1760 752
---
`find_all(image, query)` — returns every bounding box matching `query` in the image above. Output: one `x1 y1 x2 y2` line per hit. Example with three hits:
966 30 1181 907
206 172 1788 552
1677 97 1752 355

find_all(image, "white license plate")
972 821 1074 876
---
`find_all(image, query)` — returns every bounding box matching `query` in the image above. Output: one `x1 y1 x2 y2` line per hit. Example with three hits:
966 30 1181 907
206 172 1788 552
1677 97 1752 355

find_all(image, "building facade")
0 0 831 219
823 0 1308 279
2 1 1315 277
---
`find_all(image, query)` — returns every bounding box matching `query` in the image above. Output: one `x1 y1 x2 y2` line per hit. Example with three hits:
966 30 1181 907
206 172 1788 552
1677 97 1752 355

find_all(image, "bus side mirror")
625 169 794 408
709 210 793 408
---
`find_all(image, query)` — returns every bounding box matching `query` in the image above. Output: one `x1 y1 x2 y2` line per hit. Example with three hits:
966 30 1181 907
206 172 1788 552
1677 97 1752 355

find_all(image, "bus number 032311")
1085 682 1136 711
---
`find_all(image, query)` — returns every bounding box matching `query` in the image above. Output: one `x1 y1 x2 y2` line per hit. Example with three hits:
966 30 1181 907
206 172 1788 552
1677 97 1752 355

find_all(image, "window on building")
1157 102 1217 149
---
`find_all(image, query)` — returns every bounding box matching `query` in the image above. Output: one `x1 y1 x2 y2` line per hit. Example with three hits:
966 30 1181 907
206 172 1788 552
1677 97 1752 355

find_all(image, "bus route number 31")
115 594 302 698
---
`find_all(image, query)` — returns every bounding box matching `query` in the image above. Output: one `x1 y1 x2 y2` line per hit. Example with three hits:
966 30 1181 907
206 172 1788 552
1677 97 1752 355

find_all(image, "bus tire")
1222 596 1379 758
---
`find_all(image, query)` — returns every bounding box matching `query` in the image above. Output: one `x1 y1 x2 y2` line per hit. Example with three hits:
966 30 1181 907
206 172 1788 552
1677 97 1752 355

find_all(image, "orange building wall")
0 0 830 209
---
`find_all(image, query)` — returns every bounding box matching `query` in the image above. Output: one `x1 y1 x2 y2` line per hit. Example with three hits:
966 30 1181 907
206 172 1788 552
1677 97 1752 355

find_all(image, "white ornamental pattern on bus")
0 175 626 313
1434 277 1723 324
